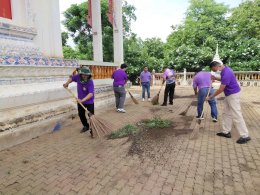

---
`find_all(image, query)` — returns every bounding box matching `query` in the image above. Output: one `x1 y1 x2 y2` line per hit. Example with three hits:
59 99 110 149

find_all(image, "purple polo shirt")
193 72 212 90
72 75 94 104
220 65 240 96
163 68 175 84
140 71 151 82
112 69 128 87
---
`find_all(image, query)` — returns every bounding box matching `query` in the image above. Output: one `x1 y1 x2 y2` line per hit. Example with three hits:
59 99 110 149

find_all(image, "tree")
62 0 136 61
61 32 69 46
165 0 230 71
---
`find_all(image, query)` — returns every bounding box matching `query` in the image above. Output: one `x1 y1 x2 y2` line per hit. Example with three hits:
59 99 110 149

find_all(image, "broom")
151 84 164 105
65 87 113 138
190 85 211 140
179 98 195 116
126 88 139 104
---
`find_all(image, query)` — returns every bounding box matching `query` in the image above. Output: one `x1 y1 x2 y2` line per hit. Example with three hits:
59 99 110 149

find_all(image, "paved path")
0 86 260 195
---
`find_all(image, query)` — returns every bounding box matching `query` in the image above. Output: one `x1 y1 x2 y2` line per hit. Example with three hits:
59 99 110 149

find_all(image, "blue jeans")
197 87 218 119
141 82 150 99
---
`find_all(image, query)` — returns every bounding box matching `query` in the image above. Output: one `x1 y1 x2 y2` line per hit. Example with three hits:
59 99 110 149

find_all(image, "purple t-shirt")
72 75 94 104
193 72 212 90
140 71 151 82
221 66 240 96
163 68 175 84
112 69 128 87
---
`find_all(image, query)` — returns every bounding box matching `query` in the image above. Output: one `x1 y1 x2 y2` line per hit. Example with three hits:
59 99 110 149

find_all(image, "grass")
141 117 172 129
109 124 140 139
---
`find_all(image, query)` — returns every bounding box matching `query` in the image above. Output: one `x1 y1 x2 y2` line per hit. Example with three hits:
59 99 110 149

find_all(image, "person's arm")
63 78 73 88
79 93 94 103
193 87 198 95
211 75 221 81
206 84 226 100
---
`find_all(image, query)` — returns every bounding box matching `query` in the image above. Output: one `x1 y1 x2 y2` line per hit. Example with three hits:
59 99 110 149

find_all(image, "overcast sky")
59 0 242 43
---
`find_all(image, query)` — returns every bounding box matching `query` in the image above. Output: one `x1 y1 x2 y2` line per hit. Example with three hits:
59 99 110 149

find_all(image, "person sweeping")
206 50 251 144
161 65 176 106
112 63 128 113
63 66 94 134
193 69 218 122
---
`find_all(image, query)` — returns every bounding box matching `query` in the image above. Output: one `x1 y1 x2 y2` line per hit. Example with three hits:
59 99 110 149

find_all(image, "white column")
10 0 26 26
92 0 103 62
113 0 124 66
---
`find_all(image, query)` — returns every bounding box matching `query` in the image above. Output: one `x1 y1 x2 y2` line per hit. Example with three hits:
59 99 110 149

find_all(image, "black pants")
78 103 94 128
163 83 176 104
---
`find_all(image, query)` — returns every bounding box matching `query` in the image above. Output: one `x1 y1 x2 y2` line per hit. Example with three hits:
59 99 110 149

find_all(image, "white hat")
212 44 223 65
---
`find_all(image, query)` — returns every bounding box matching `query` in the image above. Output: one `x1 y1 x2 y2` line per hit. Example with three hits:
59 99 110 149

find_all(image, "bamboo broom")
126 88 139 104
151 84 164 105
65 87 113 138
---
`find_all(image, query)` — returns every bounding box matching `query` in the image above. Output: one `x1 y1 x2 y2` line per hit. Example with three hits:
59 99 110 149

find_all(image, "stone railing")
152 69 260 87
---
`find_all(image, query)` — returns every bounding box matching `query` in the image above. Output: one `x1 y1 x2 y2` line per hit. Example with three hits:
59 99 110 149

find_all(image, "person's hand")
63 83 69 88
206 96 211 101
211 75 216 80
77 99 83 103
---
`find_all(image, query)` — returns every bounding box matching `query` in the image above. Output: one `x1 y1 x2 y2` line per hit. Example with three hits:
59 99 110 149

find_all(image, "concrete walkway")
0 86 260 195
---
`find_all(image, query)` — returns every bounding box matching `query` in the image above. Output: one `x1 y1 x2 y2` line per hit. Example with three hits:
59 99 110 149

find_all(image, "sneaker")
196 116 204 120
236 136 251 144
148 98 151 101
142 98 145 101
118 109 126 113
216 132 231 138
212 118 218 123
161 103 167 106
117 109 120 112
80 126 89 133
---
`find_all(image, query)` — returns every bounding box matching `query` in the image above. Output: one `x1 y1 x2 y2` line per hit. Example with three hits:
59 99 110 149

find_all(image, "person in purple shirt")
63 66 94 134
193 69 218 122
161 65 176 106
112 63 128 113
207 60 251 144
140 66 152 101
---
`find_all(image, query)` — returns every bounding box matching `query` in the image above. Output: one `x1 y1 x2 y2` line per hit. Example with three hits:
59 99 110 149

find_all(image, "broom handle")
65 87 89 112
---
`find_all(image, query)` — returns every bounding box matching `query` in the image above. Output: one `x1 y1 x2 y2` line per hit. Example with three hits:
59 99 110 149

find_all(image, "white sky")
59 0 242 44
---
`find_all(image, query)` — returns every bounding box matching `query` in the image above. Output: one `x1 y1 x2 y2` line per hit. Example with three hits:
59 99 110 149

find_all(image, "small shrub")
109 125 139 139
141 117 172 129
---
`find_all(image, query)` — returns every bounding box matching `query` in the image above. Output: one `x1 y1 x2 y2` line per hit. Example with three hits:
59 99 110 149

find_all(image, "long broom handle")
65 87 89 112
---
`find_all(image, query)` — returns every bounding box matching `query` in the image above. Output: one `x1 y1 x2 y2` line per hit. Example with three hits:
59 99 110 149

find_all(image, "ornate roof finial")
212 43 223 64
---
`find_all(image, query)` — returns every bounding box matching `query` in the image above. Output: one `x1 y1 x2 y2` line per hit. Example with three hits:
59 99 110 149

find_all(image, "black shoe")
161 103 167 106
169 102 173 105
216 132 231 138
236 137 251 144
90 129 93 138
80 126 89 133
196 115 204 120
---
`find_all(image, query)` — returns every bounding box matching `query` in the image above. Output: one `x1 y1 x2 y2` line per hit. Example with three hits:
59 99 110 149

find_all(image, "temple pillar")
113 0 124 66
92 0 103 62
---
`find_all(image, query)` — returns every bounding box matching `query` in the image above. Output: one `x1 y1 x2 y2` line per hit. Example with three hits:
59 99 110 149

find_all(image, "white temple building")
0 0 124 150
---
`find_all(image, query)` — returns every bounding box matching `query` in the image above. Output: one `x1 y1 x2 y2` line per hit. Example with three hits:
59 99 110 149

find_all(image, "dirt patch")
252 102 260 105
127 116 193 163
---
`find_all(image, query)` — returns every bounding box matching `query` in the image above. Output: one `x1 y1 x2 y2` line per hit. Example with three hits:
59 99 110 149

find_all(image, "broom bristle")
151 94 159 105
128 91 139 104
89 115 114 138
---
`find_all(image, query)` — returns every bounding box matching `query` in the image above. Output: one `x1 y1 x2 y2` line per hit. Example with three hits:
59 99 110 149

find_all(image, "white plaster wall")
31 0 63 58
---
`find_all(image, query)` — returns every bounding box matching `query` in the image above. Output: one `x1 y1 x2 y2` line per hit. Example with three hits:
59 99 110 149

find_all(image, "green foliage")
141 117 172 129
63 46 87 59
109 124 139 139
61 32 69 46
62 0 136 62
